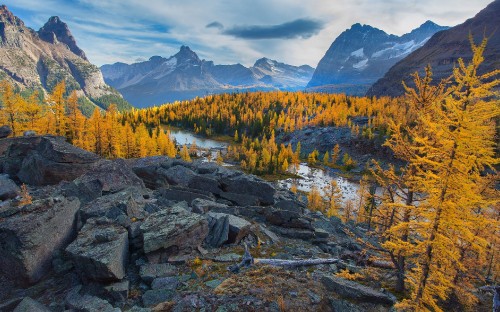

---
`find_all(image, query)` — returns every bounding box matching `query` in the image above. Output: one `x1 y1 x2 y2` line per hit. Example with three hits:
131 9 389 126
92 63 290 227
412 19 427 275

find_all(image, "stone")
222 175 276 205
0 173 20 200
156 186 214 205
141 206 209 263
191 198 228 214
321 275 396 305
23 130 36 136
205 279 223 289
142 289 175 307
0 125 12 138
66 219 128 282
0 136 43 176
65 286 120 312
219 191 259 206
208 212 252 244
103 280 130 304
74 159 145 194
0 196 80 285
139 263 178 283
188 174 221 195
164 165 196 186
13 297 51 312
151 276 179 290
128 156 171 189
205 214 229 247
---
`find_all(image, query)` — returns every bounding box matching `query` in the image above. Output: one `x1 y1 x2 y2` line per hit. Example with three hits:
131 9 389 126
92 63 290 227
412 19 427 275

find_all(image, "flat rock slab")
13 297 51 312
0 173 20 200
66 286 120 312
0 196 80 285
66 219 128 282
139 263 178 283
141 205 208 263
208 212 251 244
321 275 396 305
142 289 175 307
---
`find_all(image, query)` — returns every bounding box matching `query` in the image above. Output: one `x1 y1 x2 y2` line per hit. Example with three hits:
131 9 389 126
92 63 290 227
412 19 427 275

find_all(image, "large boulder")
0 125 12 138
207 212 252 244
321 275 396 305
140 205 209 263
17 136 99 186
66 219 129 282
0 173 20 200
222 175 276 205
155 186 215 205
0 196 80 285
65 286 120 312
0 136 43 176
164 165 196 186
13 297 51 312
128 156 171 189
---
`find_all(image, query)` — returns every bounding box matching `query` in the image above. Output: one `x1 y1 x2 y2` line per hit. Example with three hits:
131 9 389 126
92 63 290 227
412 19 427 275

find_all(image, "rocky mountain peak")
175 45 200 65
38 16 87 60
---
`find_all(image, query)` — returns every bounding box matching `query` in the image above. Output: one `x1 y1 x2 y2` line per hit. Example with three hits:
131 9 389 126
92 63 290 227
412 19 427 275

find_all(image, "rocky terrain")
0 131 398 311
101 46 314 108
0 6 130 114
306 21 448 95
367 0 500 97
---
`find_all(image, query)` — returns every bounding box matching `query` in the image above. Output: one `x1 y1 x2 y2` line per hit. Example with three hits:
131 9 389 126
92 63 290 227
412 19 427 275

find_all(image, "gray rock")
321 275 396 305
164 165 196 186
103 280 129 305
141 205 208 263
151 276 179 290
128 156 171 189
205 279 223 288
191 198 228 214
65 286 120 312
142 289 175 307
156 186 214 205
188 174 221 195
219 191 259 206
23 130 36 137
0 173 20 200
13 297 51 312
139 263 178 283
0 125 12 138
205 214 229 247
208 212 251 244
0 196 80 285
66 219 128 282
222 175 276 205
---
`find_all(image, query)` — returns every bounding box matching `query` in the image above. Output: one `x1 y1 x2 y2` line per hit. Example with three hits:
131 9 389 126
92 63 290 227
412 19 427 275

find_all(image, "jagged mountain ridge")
306 20 449 95
367 0 500 97
101 46 314 108
0 5 131 114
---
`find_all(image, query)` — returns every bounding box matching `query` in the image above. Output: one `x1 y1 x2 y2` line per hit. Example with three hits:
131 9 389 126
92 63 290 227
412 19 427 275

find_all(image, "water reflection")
168 129 229 149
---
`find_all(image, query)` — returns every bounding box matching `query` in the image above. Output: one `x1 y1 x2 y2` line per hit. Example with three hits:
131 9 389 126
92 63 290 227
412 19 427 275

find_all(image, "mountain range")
367 0 500 97
0 5 130 115
101 47 314 108
306 20 449 95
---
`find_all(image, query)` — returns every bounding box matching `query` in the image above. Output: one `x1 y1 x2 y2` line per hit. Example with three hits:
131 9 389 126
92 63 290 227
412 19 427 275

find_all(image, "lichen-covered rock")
207 212 251 244
140 205 208 263
0 173 20 200
222 174 276 205
0 196 80 285
13 297 51 312
0 125 12 138
66 219 128 282
321 275 396 305
65 286 120 312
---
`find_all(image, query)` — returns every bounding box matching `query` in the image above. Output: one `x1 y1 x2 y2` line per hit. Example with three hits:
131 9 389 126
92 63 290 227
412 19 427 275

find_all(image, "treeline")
0 80 177 158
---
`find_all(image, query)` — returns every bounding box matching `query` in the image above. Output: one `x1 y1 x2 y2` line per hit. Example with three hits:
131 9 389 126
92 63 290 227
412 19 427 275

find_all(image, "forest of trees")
0 38 498 312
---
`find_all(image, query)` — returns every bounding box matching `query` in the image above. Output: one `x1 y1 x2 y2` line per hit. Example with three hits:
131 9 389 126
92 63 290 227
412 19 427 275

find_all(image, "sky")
2 0 493 67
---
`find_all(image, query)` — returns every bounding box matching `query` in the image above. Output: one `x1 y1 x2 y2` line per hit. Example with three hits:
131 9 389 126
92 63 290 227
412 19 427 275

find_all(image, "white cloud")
3 0 493 67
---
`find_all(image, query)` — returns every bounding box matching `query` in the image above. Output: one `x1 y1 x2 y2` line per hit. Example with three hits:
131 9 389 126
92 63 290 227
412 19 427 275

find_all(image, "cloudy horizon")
2 0 493 67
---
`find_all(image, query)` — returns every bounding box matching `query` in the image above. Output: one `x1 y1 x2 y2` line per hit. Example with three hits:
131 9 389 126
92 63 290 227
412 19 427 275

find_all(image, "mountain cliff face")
101 47 314 108
0 5 131 113
367 0 500 97
307 21 448 95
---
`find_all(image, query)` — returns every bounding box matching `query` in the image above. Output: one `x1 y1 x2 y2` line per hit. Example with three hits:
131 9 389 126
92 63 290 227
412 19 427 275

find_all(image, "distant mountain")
367 0 500 97
101 47 314 108
307 21 448 95
0 5 131 115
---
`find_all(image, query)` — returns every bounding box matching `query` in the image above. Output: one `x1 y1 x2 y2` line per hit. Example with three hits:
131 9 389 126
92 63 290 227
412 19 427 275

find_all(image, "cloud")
223 18 324 39
206 21 224 30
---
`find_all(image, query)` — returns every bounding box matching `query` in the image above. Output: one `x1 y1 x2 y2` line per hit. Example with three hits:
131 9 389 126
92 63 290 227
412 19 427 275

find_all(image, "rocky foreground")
0 135 397 311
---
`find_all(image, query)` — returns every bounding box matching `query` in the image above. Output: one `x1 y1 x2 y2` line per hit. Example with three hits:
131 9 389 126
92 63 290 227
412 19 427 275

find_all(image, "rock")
151 276 179 290
321 275 396 305
142 289 175 307
270 227 315 240
0 125 12 138
191 198 228 214
219 191 259 206
139 263 178 283
188 174 221 195
164 165 196 186
0 136 43 176
61 179 104 205
13 297 51 312
23 130 36 137
205 279 223 288
208 212 252 244
103 280 129 305
74 159 145 194
66 219 128 282
156 186 214 205
127 156 171 189
0 196 80 285
65 286 120 312
213 253 241 262
205 214 229 248
17 136 99 186
222 175 276 205
0 173 20 200
141 206 209 263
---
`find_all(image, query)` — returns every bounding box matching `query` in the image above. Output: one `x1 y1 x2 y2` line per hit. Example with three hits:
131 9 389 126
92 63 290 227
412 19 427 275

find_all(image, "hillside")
0 5 131 114
367 0 500 97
